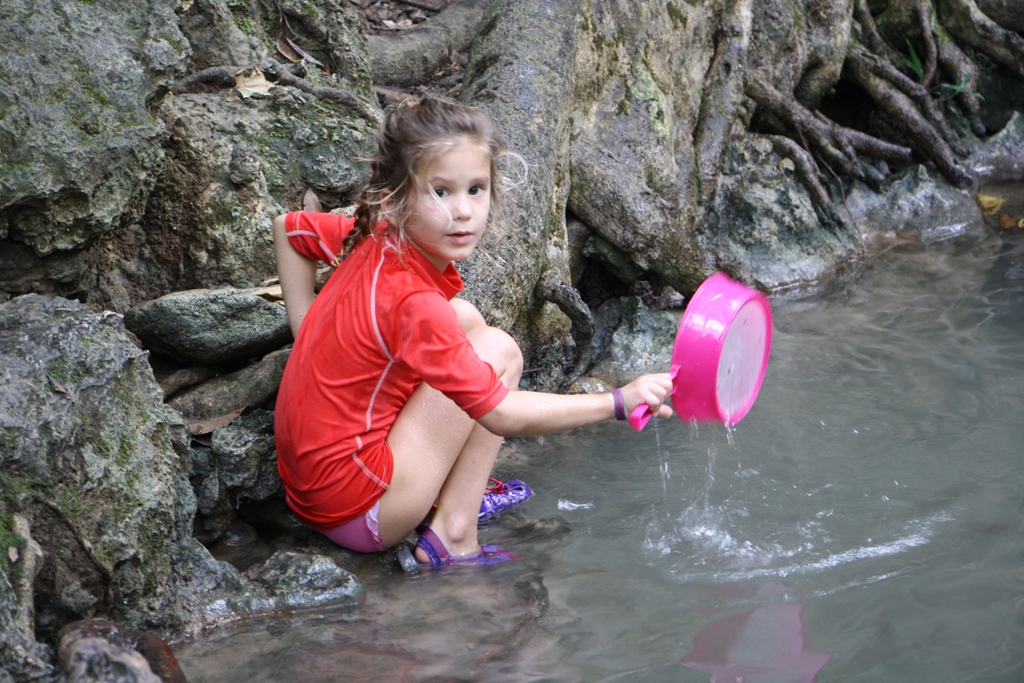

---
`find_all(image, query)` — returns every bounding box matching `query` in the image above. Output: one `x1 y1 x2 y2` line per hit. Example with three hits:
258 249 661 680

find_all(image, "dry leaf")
276 37 302 63
8 547 18 563
283 37 324 68
998 212 1016 231
303 188 322 212
189 408 245 435
234 67 273 98
382 19 398 29
1019 218 1024 229
253 284 283 301
975 193 1005 216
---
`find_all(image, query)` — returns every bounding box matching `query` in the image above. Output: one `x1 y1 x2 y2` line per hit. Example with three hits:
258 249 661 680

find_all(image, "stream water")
176 190 1024 682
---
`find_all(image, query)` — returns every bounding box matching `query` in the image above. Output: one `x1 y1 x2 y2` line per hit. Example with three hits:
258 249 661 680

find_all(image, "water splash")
652 417 670 495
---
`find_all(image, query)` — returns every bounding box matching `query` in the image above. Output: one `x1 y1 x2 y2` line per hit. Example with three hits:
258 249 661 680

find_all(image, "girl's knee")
470 326 523 381
451 298 486 334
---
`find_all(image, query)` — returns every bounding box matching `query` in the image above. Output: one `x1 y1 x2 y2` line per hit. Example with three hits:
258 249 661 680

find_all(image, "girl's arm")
273 214 318 337
476 373 673 437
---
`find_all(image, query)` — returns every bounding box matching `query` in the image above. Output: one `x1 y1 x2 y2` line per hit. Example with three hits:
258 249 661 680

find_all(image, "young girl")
274 96 672 568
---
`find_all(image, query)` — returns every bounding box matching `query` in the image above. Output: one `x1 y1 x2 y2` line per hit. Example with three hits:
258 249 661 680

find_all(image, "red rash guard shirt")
274 212 509 531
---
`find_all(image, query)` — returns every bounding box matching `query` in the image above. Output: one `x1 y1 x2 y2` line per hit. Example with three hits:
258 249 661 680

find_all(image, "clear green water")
177 222 1024 682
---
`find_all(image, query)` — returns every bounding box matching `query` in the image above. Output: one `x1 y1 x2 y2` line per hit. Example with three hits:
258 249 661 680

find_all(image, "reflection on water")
681 602 831 683
177 223 1024 682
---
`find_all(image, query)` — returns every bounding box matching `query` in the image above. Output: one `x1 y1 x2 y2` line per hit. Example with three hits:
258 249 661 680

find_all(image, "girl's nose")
451 193 471 220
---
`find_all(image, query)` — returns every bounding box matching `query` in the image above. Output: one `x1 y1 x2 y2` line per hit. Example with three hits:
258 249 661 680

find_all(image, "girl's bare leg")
376 300 523 557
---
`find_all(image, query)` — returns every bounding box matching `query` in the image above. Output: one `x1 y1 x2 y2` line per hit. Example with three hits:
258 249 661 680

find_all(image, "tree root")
262 60 382 123
695 0 753 203
534 270 594 380
745 76 914 191
171 62 381 123
766 135 852 232
843 46 973 188
938 0 1024 81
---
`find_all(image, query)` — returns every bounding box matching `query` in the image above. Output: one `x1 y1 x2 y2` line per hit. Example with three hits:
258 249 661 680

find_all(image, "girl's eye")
433 188 448 198
469 185 485 196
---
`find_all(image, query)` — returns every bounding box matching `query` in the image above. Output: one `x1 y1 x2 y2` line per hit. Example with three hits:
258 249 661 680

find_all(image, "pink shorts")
319 500 386 553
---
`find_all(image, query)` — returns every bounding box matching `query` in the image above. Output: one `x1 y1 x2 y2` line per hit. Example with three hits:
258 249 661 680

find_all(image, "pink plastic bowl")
629 272 772 430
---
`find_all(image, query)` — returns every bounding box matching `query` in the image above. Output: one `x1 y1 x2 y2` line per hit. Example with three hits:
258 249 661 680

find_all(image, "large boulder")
0 295 197 640
0 0 189 285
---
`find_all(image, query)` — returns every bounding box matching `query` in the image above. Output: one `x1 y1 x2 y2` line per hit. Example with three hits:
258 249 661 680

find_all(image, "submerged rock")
124 288 290 367
244 550 361 611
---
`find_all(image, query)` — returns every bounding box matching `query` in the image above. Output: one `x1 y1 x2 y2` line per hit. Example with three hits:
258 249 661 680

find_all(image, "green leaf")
901 39 924 83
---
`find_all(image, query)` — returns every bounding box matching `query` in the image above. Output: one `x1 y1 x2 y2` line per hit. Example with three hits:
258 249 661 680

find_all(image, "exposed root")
171 62 382 124
938 0 1024 81
534 270 594 381
843 45 973 188
916 0 939 87
848 43 965 155
695 0 753 203
171 67 237 95
262 60 383 123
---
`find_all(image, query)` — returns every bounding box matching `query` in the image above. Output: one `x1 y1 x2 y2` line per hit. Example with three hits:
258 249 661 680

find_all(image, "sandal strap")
415 527 452 566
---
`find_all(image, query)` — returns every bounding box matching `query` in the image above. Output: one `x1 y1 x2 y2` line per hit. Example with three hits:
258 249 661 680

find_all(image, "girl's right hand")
619 373 674 421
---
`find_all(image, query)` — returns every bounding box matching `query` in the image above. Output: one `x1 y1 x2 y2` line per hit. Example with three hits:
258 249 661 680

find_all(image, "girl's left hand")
620 373 674 420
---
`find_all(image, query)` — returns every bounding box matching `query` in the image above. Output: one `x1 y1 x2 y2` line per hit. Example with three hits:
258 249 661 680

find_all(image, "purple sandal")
478 478 533 524
399 527 519 571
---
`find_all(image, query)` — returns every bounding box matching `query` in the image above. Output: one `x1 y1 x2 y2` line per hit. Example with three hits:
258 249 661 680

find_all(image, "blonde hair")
343 96 522 261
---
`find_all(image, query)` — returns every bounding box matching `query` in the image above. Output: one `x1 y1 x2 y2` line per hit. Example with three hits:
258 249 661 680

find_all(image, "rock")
969 112 1024 181
847 165 985 246
60 637 161 683
210 410 281 504
699 135 860 291
179 0 269 72
0 295 195 638
0 0 188 256
188 410 282 543
124 289 290 367
167 349 290 430
589 297 678 388
57 619 186 683
243 550 361 611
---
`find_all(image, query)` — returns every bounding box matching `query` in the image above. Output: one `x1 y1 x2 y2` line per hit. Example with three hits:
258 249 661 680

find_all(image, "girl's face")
405 139 492 272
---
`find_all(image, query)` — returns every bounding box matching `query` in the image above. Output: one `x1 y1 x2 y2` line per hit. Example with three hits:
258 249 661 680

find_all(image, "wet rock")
124 289 290 367
589 297 678 388
0 0 188 261
167 349 290 429
60 637 161 683
57 619 187 683
969 112 1024 181
700 135 860 291
244 550 361 611
847 165 984 246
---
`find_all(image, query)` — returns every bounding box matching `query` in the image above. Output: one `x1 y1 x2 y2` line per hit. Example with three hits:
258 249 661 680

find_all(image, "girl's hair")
342 96 520 261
